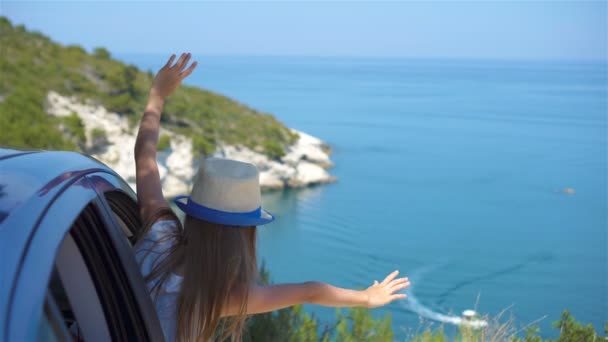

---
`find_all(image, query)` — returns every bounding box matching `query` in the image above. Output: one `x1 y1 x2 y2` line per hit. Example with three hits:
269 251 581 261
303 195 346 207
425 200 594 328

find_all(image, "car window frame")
8 171 165 342
37 293 73 341
85 171 165 340
70 200 151 340
53 230 112 341
7 176 98 340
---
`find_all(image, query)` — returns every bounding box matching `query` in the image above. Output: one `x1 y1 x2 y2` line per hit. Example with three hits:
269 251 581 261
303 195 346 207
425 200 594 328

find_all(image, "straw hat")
173 157 275 226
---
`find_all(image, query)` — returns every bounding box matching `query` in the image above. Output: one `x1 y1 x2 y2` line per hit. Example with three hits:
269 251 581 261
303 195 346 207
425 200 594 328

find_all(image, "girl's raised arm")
134 53 197 224
222 270 409 316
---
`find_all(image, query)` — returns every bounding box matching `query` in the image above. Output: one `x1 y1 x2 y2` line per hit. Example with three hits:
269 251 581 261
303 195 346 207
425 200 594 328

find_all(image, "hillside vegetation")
0 16 297 158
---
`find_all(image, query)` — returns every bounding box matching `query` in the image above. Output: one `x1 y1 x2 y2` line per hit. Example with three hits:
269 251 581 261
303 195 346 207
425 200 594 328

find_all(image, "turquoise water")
123 55 607 338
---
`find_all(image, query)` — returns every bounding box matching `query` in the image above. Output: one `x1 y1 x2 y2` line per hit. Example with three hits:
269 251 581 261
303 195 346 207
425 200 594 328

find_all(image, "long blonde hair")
141 208 258 341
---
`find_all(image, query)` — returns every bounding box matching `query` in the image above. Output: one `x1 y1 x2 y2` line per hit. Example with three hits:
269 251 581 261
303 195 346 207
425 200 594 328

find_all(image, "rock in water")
563 188 575 195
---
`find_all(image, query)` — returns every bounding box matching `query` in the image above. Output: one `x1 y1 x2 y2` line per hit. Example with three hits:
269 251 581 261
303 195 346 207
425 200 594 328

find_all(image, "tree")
334 307 393 342
93 47 111 59
553 310 601 342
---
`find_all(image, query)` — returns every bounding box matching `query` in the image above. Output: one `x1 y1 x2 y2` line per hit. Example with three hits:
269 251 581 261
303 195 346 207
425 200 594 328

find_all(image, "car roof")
0 149 123 335
0 148 40 161
0 149 116 225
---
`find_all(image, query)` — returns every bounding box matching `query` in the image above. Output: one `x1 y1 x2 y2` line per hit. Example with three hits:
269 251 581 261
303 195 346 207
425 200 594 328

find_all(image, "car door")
84 171 167 338
8 173 164 341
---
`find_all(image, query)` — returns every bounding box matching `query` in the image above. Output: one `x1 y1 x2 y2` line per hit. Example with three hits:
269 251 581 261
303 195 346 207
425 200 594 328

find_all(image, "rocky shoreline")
46 91 335 197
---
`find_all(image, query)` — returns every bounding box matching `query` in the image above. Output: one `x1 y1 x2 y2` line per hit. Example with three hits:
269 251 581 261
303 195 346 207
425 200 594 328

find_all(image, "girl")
133 53 410 341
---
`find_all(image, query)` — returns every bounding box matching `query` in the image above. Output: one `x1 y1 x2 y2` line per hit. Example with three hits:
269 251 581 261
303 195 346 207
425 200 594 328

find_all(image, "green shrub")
93 47 110 59
0 84 76 151
90 127 108 146
262 140 286 160
105 93 135 114
192 135 215 156
157 134 171 151
91 127 105 139
61 112 86 145
0 16 11 27
408 309 607 342
411 327 448 342
550 310 602 342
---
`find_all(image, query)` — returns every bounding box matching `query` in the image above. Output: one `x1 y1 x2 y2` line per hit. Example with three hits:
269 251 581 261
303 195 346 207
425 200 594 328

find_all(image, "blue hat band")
173 195 274 226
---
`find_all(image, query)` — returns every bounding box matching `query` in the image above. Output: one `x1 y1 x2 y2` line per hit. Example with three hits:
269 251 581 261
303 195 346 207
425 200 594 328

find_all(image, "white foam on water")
404 291 488 328
401 265 488 328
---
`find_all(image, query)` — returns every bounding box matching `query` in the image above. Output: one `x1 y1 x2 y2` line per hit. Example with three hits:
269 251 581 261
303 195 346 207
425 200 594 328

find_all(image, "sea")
119 54 607 340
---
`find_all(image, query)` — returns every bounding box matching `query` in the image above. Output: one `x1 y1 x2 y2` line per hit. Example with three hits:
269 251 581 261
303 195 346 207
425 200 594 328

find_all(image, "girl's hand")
364 270 409 308
150 53 197 99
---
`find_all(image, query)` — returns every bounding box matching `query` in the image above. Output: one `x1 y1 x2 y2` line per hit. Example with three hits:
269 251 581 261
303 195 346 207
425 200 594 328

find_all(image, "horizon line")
112 51 608 64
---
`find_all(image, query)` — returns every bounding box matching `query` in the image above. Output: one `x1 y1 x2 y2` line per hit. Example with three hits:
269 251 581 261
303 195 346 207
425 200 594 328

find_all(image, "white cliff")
216 135 336 190
46 91 335 197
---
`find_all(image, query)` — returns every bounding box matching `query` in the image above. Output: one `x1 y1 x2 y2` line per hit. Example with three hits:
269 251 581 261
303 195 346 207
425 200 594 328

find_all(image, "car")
0 148 165 341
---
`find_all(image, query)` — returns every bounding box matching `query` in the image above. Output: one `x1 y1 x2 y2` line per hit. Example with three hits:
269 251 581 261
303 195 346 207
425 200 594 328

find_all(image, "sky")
1 1 606 61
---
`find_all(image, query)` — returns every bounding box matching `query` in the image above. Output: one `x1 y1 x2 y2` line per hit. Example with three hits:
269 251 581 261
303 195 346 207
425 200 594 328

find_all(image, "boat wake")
400 265 489 328
435 253 552 306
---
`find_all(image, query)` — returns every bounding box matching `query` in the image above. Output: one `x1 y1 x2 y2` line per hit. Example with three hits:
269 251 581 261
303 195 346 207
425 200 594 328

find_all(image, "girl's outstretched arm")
222 270 409 316
134 53 197 224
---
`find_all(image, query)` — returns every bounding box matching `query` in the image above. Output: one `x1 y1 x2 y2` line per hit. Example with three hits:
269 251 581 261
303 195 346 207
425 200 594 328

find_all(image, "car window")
104 190 142 245
42 207 112 341
45 267 82 341
72 173 165 340
35 200 155 341
96 187 166 342
35 233 111 341
69 201 152 340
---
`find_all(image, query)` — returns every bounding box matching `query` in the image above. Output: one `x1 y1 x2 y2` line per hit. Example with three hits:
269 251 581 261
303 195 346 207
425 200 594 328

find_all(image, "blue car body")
0 148 164 341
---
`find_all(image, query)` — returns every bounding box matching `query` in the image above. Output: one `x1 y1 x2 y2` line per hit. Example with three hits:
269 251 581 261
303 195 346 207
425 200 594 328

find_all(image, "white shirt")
134 219 183 342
